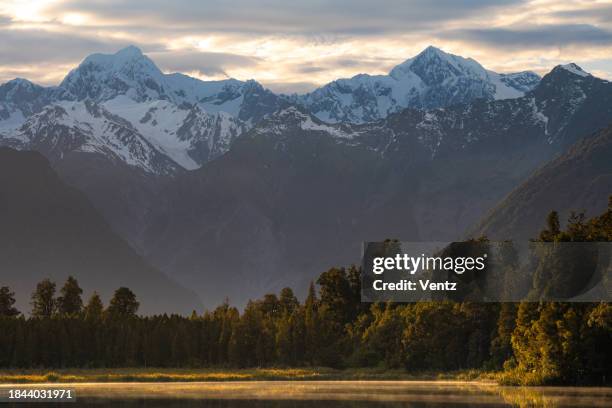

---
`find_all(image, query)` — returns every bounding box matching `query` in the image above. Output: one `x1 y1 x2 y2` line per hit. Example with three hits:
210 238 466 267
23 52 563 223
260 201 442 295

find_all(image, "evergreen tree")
107 287 139 318
402 302 466 370
304 281 320 364
84 292 104 321
360 302 404 368
539 211 561 241
0 286 20 317
259 294 281 319
346 265 366 317
279 287 299 315
229 300 263 367
30 279 56 318
57 276 84 316
317 267 353 325
489 303 517 368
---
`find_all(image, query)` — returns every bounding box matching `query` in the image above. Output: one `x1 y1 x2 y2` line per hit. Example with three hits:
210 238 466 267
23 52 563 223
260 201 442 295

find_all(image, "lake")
1 381 611 407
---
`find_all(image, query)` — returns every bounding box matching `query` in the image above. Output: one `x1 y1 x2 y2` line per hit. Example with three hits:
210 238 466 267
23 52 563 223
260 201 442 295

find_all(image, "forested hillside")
1 199 610 385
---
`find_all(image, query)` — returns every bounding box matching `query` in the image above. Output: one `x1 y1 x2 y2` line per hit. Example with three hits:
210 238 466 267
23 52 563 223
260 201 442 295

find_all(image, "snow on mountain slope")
0 78 68 133
60 46 167 103
560 63 591 78
297 46 541 123
60 46 283 123
102 95 244 169
0 47 267 173
163 73 244 114
6 96 246 173
264 62 608 163
16 100 181 174
250 106 356 140
0 45 547 173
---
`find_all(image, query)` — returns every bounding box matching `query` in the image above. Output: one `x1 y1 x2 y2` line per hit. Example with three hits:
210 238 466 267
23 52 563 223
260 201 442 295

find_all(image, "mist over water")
3 382 612 407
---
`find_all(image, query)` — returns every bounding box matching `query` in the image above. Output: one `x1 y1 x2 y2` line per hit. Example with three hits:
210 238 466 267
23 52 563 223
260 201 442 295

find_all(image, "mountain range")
1 45 610 308
293 45 540 123
141 63 612 305
0 45 540 173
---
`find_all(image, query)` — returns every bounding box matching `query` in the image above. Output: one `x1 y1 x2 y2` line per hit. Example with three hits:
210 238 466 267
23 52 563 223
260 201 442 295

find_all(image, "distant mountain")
6 98 245 172
0 147 201 315
143 107 415 305
471 125 612 240
0 46 540 172
0 46 609 308
141 64 612 306
0 78 67 133
60 46 284 123
0 46 283 173
294 46 540 123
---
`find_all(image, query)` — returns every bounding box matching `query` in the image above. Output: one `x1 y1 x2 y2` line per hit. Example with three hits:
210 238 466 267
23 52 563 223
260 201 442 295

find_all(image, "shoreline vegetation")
0 201 610 388
0 368 498 384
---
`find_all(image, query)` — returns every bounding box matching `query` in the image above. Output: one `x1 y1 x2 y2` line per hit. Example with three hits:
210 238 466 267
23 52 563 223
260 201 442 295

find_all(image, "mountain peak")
538 63 594 89
0 78 41 95
79 45 156 71
419 45 447 57
116 45 144 57
4 78 36 87
559 63 590 78
301 46 541 123
0 78 47 111
389 45 486 86
60 46 164 102
390 46 454 77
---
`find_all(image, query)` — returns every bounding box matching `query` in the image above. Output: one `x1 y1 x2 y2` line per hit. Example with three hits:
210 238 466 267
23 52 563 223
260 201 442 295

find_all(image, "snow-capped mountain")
0 45 587 177
143 64 612 308
0 46 278 173
295 46 541 123
7 97 245 173
60 46 284 123
285 62 608 158
14 100 181 174
1 44 608 308
102 96 245 169
0 78 68 133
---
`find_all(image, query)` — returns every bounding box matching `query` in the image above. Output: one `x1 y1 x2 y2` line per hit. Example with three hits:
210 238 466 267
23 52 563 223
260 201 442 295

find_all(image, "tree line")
0 199 610 385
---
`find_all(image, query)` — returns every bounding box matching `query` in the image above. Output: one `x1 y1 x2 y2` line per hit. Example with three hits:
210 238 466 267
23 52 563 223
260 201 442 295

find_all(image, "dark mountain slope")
144 110 420 306
0 147 201 314
141 65 612 307
472 125 612 240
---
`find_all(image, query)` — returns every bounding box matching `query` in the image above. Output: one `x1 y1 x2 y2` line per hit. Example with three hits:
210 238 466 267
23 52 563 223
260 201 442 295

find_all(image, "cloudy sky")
0 0 611 93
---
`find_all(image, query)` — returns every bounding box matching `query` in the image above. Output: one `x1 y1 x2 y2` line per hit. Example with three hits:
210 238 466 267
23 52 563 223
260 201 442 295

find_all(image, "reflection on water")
2 381 611 408
8 400 506 408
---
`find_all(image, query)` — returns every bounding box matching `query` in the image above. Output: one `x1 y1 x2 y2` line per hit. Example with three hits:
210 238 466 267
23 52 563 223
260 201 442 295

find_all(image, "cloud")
443 24 612 49
150 50 260 78
1 0 612 90
297 66 327 74
554 4 612 24
261 81 320 94
49 0 524 35
0 28 133 64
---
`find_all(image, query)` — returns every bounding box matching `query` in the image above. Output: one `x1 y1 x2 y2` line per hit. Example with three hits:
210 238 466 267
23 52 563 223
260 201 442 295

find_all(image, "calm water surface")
1 381 611 407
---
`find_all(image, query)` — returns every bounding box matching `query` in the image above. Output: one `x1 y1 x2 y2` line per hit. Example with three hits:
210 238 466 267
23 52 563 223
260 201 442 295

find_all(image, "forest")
0 199 610 386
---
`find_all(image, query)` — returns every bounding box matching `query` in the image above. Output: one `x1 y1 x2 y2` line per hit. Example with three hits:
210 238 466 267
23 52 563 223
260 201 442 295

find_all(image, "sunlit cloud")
0 0 58 23
60 12 90 26
0 0 611 91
